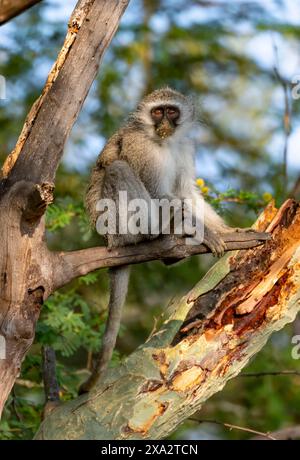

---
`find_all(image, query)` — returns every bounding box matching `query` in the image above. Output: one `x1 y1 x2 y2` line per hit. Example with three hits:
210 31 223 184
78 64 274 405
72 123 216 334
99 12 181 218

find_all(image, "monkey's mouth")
155 121 175 139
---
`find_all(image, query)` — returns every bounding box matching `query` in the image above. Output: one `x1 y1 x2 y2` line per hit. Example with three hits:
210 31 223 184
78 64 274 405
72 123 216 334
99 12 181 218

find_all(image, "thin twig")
147 313 164 341
190 417 276 440
11 388 23 422
240 370 300 378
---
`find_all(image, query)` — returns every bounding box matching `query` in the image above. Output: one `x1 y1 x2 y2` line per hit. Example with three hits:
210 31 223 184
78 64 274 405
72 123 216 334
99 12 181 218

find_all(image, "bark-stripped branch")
0 0 41 25
35 199 300 440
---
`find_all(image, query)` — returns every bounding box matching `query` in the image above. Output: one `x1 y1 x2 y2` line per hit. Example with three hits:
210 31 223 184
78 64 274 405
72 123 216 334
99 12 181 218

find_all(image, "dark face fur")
150 105 180 139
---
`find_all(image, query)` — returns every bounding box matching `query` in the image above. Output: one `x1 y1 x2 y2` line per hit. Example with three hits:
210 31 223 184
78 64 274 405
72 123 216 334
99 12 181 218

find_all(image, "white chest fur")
151 137 195 197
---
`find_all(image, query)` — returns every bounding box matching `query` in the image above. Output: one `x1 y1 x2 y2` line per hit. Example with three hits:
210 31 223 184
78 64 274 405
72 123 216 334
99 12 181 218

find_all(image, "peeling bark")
0 181 54 413
35 201 300 440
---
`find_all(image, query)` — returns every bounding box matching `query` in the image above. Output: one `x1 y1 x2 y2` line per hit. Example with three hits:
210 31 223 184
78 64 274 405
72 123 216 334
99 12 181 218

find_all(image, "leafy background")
0 0 300 440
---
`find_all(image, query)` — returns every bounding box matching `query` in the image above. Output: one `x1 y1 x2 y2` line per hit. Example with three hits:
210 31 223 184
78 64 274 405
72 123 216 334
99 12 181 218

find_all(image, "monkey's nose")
156 120 174 138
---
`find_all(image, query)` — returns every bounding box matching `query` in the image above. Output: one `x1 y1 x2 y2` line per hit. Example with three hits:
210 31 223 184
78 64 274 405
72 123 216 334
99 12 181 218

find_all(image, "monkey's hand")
183 217 226 257
203 225 226 257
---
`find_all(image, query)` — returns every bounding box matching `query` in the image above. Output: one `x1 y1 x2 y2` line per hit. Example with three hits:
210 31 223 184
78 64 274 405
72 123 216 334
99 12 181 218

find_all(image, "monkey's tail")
79 266 130 394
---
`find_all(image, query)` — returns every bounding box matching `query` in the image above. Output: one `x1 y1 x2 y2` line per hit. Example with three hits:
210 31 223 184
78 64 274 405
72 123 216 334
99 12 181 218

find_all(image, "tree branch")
53 231 270 291
0 0 41 25
35 199 300 440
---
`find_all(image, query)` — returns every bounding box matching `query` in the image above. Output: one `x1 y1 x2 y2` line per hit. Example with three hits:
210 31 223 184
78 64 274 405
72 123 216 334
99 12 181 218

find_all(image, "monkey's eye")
151 108 164 118
166 107 180 120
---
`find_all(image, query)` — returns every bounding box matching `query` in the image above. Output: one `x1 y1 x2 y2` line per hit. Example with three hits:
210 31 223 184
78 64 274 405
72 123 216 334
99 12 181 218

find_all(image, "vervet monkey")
81 87 252 393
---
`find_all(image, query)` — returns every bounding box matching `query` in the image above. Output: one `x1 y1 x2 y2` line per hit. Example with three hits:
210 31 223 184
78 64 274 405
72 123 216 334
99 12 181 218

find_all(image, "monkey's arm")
175 176 227 256
85 133 122 225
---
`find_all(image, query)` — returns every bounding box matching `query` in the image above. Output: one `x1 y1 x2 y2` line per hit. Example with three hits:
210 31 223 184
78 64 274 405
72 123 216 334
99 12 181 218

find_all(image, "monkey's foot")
203 230 226 257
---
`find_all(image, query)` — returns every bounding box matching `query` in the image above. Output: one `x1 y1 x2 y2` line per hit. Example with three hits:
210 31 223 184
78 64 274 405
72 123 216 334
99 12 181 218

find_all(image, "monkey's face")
151 105 180 139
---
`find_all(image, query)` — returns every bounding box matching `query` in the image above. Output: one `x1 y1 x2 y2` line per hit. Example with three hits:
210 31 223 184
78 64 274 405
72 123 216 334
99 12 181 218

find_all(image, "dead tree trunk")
35 199 300 439
0 0 130 416
0 0 42 25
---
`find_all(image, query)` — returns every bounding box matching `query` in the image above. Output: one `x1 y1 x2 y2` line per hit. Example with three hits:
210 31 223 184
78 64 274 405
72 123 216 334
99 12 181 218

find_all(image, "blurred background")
0 0 300 440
